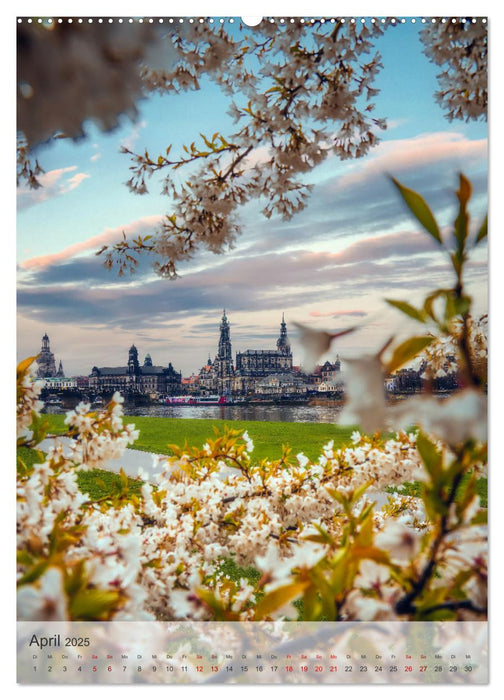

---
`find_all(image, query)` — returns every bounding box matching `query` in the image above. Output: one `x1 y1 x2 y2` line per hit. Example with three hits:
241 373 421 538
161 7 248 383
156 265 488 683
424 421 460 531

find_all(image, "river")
43 401 345 424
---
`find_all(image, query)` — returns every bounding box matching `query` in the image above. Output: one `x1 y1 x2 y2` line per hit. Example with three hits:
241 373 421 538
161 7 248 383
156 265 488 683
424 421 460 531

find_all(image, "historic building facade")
201 311 296 395
235 313 293 376
36 333 65 378
89 345 181 395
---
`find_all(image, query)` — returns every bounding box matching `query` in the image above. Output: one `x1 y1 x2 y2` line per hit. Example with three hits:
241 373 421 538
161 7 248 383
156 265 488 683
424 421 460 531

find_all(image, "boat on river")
164 395 233 406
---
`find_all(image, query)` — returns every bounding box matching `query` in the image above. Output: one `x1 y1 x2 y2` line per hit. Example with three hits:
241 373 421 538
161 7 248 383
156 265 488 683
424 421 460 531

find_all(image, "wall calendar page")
16 12 488 686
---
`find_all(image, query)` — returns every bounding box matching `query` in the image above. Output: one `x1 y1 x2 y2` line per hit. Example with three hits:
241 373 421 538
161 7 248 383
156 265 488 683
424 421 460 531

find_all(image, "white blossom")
375 519 421 564
17 568 68 621
339 353 387 433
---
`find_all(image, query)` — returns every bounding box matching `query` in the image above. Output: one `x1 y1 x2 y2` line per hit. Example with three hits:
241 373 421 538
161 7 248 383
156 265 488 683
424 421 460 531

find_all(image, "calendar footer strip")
17 619 488 684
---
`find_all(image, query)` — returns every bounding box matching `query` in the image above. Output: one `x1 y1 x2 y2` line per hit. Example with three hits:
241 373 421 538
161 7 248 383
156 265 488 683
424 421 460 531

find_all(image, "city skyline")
32 311 330 378
17 20 488 376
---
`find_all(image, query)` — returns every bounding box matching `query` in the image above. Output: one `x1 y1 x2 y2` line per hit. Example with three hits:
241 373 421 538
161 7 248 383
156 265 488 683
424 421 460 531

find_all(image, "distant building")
301 357 342 390
89 345 181 395
255 373 307 396
42 376 77 391
235 313 293 377
197 312 349 397
74 376 90 391
202 311 295 395
198 355 217 393
36 333 62 378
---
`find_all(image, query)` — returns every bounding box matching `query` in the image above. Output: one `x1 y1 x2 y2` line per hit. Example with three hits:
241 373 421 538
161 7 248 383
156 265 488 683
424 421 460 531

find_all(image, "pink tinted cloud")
21 215 164 269
63 172 90 192
335 132 487 190
17 165 91 210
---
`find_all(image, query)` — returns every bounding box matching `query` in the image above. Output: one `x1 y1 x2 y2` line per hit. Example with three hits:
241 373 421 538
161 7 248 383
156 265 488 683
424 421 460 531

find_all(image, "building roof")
92 365 178 376
141 365 177 375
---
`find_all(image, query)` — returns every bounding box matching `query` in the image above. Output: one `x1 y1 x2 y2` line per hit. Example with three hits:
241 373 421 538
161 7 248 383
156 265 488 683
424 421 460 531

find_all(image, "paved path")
37 434 391 507
38 435 165 481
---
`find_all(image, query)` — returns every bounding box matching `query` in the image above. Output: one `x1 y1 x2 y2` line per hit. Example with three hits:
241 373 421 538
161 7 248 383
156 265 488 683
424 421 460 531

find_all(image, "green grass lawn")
37 414 489 507
17 445 143 501
43 414 356 462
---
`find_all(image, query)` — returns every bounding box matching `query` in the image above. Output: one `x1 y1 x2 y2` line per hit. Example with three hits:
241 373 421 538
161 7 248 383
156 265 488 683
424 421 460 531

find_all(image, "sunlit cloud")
335 132 487 190
20 214 163 269
17 166 91 211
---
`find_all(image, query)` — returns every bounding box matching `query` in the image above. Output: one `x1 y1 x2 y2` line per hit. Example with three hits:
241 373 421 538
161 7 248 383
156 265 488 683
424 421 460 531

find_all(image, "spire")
216 310 233 377
277 313 291 355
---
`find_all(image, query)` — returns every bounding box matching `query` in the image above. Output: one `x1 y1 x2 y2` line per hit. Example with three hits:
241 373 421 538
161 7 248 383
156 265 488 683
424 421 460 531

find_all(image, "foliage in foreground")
16 175 487 622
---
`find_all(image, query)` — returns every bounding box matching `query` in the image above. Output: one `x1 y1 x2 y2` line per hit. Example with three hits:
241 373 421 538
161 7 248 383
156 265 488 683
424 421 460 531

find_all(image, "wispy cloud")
335 132 487 190
310 310 368 318
120 120 147 151
20 215 163 270
17 166 91 211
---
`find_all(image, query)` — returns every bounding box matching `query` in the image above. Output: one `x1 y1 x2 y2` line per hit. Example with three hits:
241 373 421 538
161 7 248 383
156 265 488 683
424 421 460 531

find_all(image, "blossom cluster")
420 20 487 123
16 369 487 623
63 394 139 469
16 371 44 434
104 20 388 276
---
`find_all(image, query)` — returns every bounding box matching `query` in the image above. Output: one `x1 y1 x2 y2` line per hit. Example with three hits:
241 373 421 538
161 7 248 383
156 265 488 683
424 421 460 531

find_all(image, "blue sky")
16 18 488 376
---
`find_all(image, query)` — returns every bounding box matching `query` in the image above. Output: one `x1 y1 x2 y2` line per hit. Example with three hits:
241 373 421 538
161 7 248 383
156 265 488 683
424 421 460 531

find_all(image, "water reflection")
45 402 345 424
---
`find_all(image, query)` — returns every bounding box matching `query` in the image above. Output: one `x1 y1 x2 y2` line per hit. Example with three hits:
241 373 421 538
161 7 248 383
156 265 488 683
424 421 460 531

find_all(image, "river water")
44 402 345 424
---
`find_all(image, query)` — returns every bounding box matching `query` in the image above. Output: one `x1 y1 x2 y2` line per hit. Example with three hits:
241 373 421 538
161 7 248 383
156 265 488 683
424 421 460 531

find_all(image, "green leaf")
352 479 375 505
385 299 426 323
476 214 488 245
391 177 442 244
17 560 50 587
64 560 87 597
16 550 35 567
454 173 472 251
302 523 335 546
416 431 443 483
254 581 308 619
301 584 320 621
386 336 435 374
307 568 336 620
423 288 450 321
69 589 122 621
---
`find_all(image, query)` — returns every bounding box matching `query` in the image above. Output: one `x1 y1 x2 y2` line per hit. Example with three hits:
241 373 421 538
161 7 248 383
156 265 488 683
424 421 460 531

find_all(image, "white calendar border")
6 0 502 697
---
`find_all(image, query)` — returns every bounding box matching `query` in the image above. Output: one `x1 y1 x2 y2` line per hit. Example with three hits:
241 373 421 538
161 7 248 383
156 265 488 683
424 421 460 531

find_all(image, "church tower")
216 310 233 378
56 360 65 378
276 313 291 356
128 344 140 375
144 353 153 367
36 333 57 377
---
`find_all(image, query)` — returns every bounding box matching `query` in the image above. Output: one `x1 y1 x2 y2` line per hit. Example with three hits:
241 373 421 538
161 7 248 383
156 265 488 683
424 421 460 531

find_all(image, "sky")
16 17 488 377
